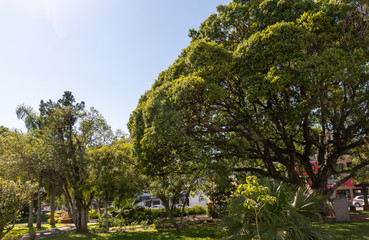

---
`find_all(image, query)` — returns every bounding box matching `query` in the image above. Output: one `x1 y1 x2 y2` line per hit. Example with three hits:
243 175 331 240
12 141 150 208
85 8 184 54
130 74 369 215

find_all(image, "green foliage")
185 206 207 216
89 209 100 220
102 207 164 227
0 179 37 239
131 0 369 197
220 178 327 240
3 224 66 240
237 176 276 211
89 140 142 203
97 206 208 229
0 126 8 135
37 91 114 232
89 139 143 233
46 211 68 224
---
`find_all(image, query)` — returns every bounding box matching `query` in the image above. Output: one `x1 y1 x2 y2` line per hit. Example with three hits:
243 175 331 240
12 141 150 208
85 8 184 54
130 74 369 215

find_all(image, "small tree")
89 140 142 233
0 130 44 228
237 176 276 240
0 179 37 239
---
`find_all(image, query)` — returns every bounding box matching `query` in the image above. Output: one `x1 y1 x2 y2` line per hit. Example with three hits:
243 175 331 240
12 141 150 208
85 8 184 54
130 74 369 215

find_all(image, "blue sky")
0 0 230 134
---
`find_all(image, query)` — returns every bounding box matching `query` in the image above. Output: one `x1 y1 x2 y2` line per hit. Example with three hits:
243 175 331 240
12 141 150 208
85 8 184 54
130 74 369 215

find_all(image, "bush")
89 209 100 219
46 211 67 224
220 178 328 240
185 206 207 216
97 205 208 229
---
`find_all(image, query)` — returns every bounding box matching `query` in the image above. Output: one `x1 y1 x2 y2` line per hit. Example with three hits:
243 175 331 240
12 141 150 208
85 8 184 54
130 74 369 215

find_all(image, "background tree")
0 130 43 228
0 126 8 135
16 104 51 228
0 179 37 239
131 0 369 197
88 139 142 233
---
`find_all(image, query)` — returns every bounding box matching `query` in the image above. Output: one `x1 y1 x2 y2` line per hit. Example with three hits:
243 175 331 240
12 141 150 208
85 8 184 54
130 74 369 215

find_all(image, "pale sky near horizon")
0 0 230 134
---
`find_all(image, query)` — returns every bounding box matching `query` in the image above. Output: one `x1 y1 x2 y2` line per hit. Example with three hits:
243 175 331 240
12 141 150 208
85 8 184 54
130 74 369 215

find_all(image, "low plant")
88 209 100 219
220 177 328 240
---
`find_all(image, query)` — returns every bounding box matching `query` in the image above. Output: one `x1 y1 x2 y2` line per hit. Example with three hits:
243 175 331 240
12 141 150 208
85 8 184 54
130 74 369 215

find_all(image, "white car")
151 205 165 209
353 195 369 207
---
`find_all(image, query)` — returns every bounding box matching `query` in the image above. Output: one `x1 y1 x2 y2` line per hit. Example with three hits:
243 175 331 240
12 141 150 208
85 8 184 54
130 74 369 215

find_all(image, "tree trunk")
180 191 191 227
27 195 34 228
162 197 182 233
105 202 109 233
36 174 42 229
75 203 89 232
49 183 56 225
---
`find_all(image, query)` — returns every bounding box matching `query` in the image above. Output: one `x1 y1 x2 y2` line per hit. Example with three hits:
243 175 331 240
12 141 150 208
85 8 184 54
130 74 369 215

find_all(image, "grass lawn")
3 223 68 240
7 217 369 240
42 224 223 240
314 220 369 240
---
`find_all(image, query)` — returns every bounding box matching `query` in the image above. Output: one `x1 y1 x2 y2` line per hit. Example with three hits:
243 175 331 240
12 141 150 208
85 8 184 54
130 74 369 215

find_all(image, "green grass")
3 223 68 240
349 210 369 215
314 220 369 240
7 219 369 240
42 224 222 240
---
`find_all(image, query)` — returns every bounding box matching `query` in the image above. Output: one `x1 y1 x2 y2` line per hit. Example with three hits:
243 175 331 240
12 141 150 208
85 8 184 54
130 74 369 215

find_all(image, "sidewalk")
21 220 97 240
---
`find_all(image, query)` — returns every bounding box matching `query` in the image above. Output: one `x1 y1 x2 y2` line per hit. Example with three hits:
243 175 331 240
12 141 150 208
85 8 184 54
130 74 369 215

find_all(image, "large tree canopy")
129 0 369 196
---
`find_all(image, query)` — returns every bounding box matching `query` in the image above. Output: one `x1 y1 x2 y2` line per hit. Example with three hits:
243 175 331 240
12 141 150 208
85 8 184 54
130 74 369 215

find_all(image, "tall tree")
40 91 113 232
130 0 369 197
129 86 210 232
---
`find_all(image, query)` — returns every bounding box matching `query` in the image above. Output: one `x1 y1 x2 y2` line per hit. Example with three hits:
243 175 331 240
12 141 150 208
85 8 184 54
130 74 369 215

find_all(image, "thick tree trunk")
62 186 90 232
27 195 34 228
75 203 89 232
36 174 42 229
105 202 109 233
49 183 56 225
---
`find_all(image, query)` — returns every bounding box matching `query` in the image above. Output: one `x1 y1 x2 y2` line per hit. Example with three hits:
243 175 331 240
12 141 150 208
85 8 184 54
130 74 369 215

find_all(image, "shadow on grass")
4 224 69 240
320 220 369 240
115 224 221 240
43 224 223 240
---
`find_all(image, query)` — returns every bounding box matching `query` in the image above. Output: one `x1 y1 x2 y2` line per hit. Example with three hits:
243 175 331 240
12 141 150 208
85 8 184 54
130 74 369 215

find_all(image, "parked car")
151 205 165 209
353 195 369 207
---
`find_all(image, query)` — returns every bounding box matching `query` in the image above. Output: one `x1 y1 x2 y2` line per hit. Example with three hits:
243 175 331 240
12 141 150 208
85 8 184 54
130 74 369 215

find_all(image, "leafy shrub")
46 211 67 224
185 206 207 216
89 209 100 219
97 205 208 229
220 177 328 240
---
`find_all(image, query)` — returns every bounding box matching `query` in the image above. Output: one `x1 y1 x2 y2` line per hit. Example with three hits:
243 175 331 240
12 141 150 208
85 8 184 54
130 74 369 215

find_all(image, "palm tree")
16 104 49 228
220 179 328 240
16 104 41 131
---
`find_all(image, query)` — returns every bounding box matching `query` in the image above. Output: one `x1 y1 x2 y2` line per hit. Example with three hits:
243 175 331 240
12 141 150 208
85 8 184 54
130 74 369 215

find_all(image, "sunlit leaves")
0 179 37 238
